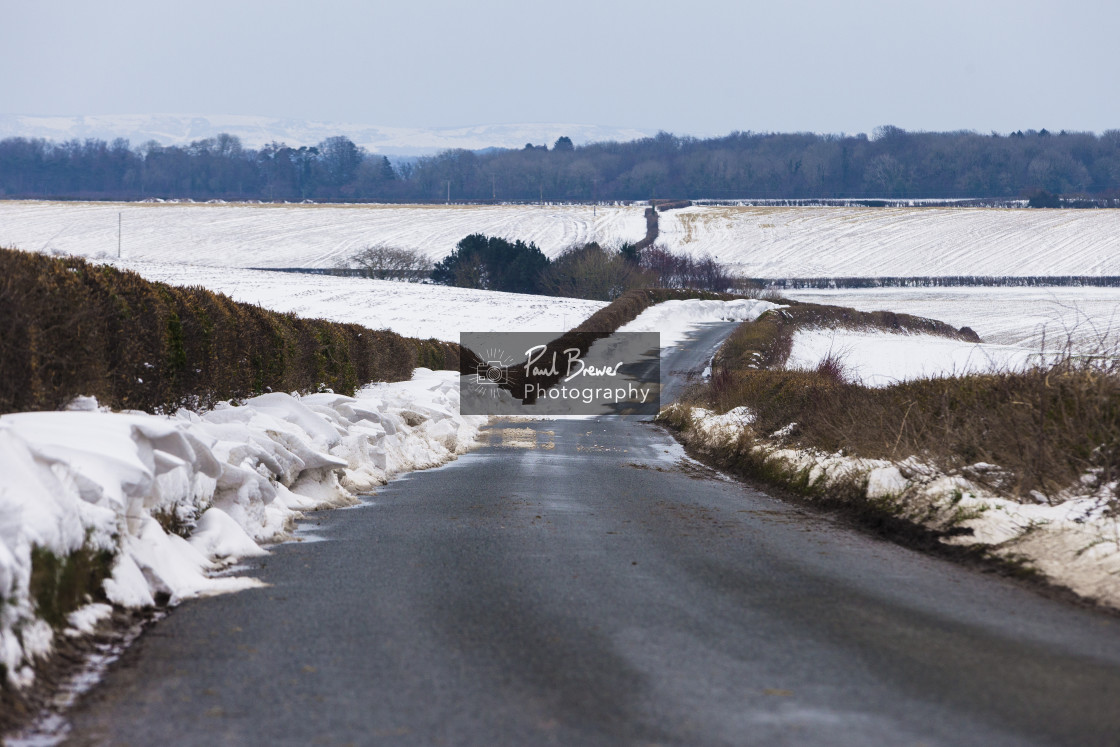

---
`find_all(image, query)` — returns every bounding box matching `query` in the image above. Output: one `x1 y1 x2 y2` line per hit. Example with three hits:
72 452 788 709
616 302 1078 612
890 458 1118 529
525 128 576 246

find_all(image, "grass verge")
659 298 1120 608
699 299 1116 499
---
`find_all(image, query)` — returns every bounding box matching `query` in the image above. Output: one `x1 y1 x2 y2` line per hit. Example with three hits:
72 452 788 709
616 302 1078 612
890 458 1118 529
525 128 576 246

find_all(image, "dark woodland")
1 126 1118 202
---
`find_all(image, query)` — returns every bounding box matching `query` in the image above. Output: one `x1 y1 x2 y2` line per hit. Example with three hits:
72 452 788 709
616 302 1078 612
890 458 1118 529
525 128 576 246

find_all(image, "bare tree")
640 245 737 292
539 243 651 300
344 245 433 282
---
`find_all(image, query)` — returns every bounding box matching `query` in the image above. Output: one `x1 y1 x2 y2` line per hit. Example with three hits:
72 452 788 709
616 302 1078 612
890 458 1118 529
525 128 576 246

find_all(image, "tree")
618 242 641 265
317 136 362 187
345 245 432 281
431 234 550 294
1027 190 1062 208
379 156 396 181
7 125 1120 202
865 154 908 196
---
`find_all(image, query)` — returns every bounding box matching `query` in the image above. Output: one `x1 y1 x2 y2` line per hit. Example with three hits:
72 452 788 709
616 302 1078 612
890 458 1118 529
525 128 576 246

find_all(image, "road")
62 324 1120 746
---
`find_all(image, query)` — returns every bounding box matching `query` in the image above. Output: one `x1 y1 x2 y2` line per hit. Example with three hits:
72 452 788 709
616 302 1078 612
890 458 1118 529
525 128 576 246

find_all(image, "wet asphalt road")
63 325 1120 746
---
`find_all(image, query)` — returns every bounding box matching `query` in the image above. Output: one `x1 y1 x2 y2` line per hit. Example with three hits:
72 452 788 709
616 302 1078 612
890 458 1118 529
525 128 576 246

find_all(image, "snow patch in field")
786 329 1038 386
0 369 483 688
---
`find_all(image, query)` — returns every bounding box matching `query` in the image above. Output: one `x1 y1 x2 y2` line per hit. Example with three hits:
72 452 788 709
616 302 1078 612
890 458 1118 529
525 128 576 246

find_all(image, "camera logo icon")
476 361 507 386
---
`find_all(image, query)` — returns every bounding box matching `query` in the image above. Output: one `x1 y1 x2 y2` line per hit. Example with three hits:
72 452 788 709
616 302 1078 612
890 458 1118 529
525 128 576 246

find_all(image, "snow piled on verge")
665 403 1120 610
787 329 1039 386
0 369 483 688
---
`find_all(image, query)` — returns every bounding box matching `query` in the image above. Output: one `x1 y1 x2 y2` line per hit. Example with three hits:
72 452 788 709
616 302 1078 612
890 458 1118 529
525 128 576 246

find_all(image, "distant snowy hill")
0 114 654 156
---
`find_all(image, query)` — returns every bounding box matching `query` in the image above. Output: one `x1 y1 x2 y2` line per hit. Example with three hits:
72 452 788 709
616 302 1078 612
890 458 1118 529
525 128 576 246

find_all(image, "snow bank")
665 404 1120 610
0 369 483 688
786 329 1039 386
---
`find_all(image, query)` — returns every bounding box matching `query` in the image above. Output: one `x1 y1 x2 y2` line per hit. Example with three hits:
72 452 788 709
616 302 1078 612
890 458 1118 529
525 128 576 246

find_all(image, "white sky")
3 0 1118 137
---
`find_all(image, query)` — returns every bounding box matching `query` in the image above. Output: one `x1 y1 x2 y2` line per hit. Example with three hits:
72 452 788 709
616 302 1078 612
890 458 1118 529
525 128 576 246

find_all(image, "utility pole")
118 212 121 258
491 175 496 202
446 181 451 205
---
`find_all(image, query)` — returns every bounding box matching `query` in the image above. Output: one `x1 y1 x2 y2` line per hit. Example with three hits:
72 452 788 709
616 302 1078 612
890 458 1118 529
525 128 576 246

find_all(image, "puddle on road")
626 458 724 481
490 427 555 450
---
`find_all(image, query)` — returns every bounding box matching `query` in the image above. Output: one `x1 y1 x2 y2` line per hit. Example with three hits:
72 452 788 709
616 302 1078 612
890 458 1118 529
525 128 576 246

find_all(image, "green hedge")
0 248 460 414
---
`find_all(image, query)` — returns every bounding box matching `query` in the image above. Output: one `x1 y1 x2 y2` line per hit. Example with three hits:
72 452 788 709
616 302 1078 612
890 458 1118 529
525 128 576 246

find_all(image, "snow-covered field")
104 259 606 341
786 329 1037 386
0 201 647 268
5 201 1120 281
658 205 1120 277
785 287 1120 353
0 370 484 689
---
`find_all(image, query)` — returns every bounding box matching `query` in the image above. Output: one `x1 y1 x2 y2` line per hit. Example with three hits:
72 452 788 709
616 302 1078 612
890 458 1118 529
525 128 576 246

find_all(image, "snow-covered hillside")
0 114 654 157
5 201 1120 280
106 259 607 341
658 205 1120 277
0 201 647 268
6 200 1120 351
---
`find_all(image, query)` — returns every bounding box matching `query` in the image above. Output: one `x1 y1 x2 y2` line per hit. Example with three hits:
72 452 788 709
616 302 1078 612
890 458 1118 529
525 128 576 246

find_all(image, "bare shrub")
539 243 653 301
345 244 432 282
639 244 740 292
815 352 851 384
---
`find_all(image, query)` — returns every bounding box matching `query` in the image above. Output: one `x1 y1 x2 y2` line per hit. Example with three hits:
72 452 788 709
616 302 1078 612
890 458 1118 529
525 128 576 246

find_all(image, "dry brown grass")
692 299 1120 503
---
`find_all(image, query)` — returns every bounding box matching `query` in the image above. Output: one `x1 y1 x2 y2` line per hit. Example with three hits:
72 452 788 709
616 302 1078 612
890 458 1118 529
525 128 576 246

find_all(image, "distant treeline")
1 126 1119 202
759 276 1120 289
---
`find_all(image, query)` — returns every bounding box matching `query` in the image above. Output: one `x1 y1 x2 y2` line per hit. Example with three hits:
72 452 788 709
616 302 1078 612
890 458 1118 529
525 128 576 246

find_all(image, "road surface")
61 323 1120 746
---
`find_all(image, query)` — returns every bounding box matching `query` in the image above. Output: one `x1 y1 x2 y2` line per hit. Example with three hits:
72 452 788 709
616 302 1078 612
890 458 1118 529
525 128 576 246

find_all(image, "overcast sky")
3 0 1117 137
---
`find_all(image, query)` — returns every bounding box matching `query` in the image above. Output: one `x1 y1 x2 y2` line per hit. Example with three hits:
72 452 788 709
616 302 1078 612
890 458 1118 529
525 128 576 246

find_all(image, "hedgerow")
0 247 460 414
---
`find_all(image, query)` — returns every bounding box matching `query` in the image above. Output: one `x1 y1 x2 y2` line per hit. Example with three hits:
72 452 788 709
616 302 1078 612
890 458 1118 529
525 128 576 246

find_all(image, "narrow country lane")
61 325 1120 746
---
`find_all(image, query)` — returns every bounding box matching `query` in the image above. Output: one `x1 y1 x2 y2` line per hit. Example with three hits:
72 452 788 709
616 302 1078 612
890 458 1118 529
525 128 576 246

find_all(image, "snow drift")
0 370 483 688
